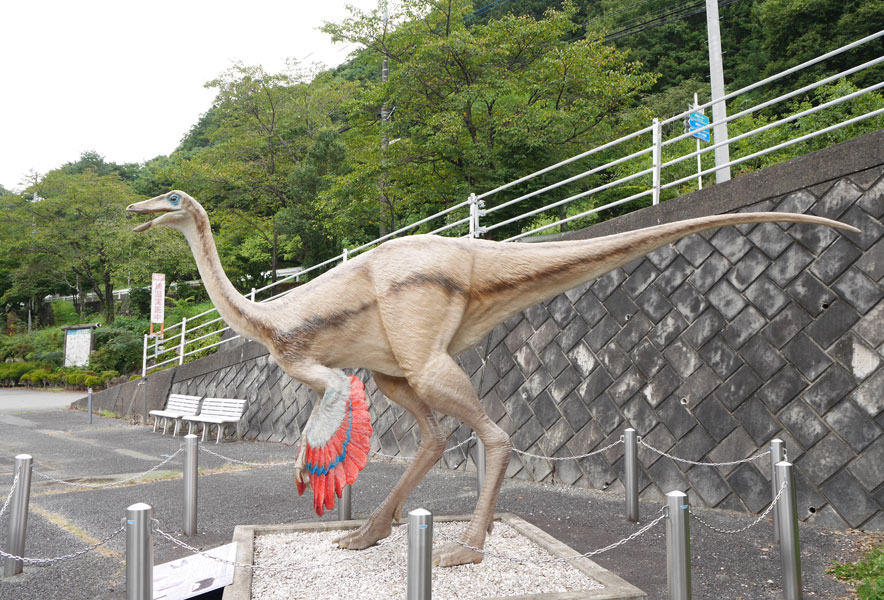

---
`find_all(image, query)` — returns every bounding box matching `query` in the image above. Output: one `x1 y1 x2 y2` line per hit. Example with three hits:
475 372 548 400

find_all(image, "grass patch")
830 535 884 599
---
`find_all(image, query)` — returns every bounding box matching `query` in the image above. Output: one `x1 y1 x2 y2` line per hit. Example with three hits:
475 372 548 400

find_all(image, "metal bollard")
775 461 803 600
126 503 154 600
88 387 93 424
666 490 692 600
184 434 198 536
770 439 785 544
3 454 33 577
339 485 352 521
624 428 639 523
407 508 433 600
476 437 486 496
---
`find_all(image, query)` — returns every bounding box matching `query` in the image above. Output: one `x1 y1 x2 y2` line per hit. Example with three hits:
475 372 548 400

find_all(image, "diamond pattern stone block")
162 164 883 529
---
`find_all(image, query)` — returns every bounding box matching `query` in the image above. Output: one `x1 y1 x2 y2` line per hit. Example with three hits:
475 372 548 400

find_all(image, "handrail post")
142 334 148 377
184 434 198 536
469 193 478 238
407 508 433 600
666 490 691 600
250 288 256 302
343 248 349 262
339 485 352 521
776 461 803 600
126 503 154 600
624 428 639 522
179 316 187 366
770 439 785 544
3 454 33 577
652 118 662 205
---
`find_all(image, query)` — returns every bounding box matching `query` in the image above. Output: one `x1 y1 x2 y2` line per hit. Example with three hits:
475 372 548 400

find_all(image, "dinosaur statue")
128 190 858 567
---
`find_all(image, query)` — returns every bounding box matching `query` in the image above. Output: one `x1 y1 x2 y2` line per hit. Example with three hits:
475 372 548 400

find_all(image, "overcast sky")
0 0 379 192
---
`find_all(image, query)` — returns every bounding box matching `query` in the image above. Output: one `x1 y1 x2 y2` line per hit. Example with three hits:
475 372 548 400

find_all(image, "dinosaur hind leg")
334 372 446 550
405 353 512 567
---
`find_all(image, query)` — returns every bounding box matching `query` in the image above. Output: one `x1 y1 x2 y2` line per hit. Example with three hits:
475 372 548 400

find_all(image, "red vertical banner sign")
150 273 166 335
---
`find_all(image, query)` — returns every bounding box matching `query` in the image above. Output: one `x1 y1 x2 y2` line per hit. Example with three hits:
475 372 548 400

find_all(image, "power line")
585 0 660 27
464 0 512 21
572 0 745 44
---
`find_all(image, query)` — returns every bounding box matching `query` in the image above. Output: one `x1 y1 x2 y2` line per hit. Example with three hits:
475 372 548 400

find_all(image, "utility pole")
379 0 391 237
705 0 731 183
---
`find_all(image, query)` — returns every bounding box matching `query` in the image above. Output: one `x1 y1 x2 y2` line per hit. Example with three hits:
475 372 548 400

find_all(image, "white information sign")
152 542 236 600
151 273 166 324
63 328 92 367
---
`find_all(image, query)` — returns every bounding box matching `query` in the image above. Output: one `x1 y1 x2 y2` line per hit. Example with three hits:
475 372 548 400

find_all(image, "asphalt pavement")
0 389 86 413
0 395 867 599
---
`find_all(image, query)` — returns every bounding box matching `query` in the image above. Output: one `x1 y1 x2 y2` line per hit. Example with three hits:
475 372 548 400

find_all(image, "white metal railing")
142 30 884 376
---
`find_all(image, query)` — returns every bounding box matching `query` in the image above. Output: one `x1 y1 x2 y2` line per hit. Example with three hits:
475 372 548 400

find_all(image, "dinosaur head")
127 190 198 232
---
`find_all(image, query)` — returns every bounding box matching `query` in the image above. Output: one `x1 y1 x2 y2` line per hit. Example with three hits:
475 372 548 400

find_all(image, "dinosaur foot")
333 520 392 550
432 542 484 567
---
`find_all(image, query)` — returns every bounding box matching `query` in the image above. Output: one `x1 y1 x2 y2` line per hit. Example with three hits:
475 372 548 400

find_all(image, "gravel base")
251 521 602 599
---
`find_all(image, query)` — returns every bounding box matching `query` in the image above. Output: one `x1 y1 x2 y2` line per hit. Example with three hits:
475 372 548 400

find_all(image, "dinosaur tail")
460 212 858 341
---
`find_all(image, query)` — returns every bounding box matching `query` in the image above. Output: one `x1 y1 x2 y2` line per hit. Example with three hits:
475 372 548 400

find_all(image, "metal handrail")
141 31 883 376
660 28 884 126
663 56 884 149
662 106 884 192
476 125 655 201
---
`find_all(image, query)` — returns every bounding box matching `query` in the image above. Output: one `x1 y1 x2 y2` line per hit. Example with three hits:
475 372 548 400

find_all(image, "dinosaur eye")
169 194 180 205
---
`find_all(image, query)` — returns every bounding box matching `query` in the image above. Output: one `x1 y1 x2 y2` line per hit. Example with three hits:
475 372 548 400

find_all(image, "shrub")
830 541 884 600
0 361 45 385
66 371 86 387
0 336 36 361
22 368 51 386
90 325 143 374
100 370 120 383
128 286 151 318
83 375 102 389
26 350 64 366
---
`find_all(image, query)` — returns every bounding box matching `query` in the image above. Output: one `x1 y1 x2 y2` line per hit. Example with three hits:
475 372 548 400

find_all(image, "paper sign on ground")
152 542 236 600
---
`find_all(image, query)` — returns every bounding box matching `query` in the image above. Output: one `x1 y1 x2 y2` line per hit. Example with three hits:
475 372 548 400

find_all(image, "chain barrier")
154 522 406 572
691 480 788 535
0 471 19 523
435 509 666 564
638 438 771 467
33 447 184 489
513 436 624 462
199 435 479 467
0 524 125 566
199 446 297 467
369 433 478 460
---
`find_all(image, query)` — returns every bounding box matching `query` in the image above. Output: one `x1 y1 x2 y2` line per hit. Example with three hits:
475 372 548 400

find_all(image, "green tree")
323 0 656 239
1 170 183 324
155 62 358 281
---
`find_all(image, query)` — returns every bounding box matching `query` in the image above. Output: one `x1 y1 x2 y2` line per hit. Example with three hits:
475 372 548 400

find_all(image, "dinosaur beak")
127 196 177 232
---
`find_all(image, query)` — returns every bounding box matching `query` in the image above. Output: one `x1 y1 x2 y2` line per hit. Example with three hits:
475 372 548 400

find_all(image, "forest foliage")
1 0 881 376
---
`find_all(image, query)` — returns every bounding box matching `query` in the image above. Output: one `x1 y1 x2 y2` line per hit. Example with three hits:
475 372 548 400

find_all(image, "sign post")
688 95 709 190
150 273 166 336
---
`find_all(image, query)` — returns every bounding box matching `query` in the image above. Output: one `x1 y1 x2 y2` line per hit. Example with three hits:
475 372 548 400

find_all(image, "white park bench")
182 397 247 444
149 394 203 437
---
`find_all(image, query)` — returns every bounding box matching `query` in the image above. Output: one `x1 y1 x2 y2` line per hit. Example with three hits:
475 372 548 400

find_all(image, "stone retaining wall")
77 130 884 529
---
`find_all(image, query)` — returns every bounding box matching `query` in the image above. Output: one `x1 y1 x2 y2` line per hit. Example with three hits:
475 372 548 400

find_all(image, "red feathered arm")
296 375 372 516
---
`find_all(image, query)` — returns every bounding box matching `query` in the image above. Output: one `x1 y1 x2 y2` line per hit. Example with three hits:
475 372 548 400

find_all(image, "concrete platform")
223 513 646 600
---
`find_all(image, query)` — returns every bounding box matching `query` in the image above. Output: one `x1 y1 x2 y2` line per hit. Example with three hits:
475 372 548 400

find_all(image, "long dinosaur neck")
179 212 268 343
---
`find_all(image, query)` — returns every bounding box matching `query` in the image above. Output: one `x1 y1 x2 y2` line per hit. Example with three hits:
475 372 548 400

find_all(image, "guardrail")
1 431 803 599
142 30 884 376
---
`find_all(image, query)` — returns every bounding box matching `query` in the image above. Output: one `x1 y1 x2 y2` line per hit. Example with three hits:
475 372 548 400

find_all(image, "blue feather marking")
306 397 354 476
